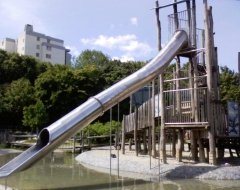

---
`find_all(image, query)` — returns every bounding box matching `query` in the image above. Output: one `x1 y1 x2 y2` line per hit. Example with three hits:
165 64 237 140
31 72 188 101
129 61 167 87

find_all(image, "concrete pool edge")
75 148 240 180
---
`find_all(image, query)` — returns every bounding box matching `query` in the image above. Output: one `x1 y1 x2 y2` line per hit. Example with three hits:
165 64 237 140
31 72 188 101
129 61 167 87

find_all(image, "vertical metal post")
238 53 240 136
122 115 125 154
117 103 120 177
134 106 138 156
72 135 76 154
81 130 84 153
152 80 156 158
88 128 90 148
110 107 112 175
239 53 240 85
149 126 152 169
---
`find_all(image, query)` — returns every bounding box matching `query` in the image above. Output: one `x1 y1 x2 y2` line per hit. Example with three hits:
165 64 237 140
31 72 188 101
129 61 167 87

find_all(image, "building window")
37 37 40 41
22 47 24 51
36 53 40 57
46 46 51 51
2 41 3 46
46 54 51 59
47 39 50 43
23 39 24 42
36 45 40 49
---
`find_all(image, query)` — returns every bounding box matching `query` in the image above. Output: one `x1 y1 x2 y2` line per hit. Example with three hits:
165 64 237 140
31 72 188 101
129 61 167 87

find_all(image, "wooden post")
138 135 141 152
129 138 132 151
155 0 165 163
208 6 219 136
172 129 176 157
175 58 181 118
121 115 125 154
203 0 216 165
192 0 197 47
155 1 161 51
198 131 206 162
134 107 138 156
190 131 198 161
181 129 185 152
192 0 200 160
143 130 147 153
173 0 179 30
176 129 183 162
186 0 192 45
201 30 206 67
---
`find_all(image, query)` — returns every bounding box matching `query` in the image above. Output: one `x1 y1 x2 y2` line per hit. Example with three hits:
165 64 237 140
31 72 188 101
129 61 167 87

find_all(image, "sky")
0 0 239 72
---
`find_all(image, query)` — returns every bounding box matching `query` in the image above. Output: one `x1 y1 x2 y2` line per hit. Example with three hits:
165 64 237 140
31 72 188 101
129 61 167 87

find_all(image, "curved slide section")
0 30 188 178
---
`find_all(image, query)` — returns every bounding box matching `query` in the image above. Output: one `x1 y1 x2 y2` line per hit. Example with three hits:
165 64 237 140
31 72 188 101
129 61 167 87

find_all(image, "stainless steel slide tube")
0 30 188 177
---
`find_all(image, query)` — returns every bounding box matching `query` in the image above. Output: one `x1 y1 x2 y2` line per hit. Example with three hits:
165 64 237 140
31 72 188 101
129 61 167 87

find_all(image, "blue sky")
1 0 239 71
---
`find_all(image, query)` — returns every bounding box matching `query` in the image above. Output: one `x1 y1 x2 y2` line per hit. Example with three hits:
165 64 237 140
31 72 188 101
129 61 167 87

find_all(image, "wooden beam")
151 0 190 10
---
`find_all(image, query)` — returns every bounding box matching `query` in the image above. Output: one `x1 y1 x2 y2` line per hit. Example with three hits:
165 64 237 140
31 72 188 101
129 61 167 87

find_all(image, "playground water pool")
0 151 239 190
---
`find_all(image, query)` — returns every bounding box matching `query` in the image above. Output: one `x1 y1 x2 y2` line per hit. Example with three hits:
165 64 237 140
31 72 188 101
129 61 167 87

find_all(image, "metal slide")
0 30 188 178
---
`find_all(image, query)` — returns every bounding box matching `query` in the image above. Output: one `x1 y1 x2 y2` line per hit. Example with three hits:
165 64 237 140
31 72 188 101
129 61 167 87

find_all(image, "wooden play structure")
121 0 229 165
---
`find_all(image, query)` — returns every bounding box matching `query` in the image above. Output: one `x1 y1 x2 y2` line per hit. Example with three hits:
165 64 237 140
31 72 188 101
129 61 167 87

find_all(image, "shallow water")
0 152 239 190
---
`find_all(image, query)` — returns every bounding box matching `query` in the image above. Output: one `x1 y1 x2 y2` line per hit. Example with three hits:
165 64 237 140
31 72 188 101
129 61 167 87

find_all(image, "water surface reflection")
0 151 239 190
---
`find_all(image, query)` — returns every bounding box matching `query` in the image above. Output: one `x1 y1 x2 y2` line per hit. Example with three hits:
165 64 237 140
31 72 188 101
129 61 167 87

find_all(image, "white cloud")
81 38 91 45
120 56 135 62
81 34 136 49
81 34 153 61
112 56 134 62
130 17 137 26
66 46 80 57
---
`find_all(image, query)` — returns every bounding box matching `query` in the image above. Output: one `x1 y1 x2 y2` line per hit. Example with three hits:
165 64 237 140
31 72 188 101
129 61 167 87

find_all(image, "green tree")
220 66 240 103
75 65 105 96
75 49 110 69
102 59 145 88
1 78 35 127
83 121 120 144
22 100 49 132
34 64 87 123
0 51 51 85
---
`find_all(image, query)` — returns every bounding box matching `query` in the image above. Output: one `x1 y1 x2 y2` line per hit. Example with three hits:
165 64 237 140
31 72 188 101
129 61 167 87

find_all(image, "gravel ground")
75 145 240 180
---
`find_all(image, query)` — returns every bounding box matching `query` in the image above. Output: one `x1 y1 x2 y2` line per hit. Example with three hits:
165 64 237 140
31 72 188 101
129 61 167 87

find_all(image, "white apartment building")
0 24 71 65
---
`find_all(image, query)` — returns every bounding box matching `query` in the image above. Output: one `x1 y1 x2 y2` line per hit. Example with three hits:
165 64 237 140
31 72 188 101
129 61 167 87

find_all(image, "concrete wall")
17 33 26 55
0 38 16 53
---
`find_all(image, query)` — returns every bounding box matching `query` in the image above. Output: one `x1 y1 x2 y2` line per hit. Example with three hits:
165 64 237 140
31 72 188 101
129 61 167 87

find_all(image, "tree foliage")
220 66 240 103
22 100 49 132
0 50 50 85
1 78 35 127
34 64 87 123
75 49 110 69
82 121 120 144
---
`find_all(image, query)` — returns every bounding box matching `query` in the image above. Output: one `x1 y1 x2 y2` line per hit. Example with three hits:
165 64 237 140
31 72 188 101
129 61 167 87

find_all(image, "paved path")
75 145 240 180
